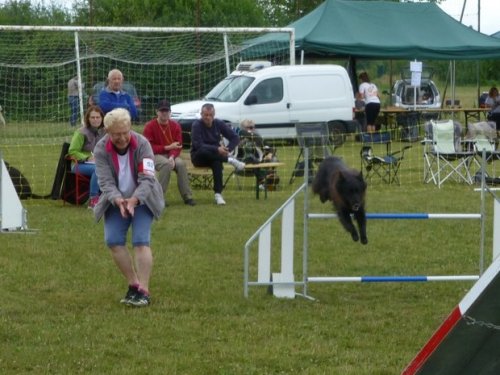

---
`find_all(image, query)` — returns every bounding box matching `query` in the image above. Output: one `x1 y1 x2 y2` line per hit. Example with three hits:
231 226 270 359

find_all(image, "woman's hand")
115 196 139 218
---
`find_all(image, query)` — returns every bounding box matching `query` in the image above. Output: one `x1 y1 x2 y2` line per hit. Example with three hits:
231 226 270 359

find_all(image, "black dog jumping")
312 156 368 245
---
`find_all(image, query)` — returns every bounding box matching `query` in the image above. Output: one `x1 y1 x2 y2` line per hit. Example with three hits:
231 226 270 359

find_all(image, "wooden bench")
183 156 214 189
182 152 284 198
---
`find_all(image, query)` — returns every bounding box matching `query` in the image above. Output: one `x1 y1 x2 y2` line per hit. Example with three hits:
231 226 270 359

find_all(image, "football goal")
0 25 293 197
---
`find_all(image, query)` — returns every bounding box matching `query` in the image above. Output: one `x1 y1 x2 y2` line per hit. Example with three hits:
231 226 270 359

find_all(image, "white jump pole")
494 200 500 260
308 275 479 283
243 150 495 299
308 213 481 220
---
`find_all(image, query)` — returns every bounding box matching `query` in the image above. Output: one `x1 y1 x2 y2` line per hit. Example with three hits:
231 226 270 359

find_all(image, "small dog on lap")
312 156 368 245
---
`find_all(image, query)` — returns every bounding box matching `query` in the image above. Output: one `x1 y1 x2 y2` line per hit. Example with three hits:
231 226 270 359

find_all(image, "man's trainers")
214 193 226 205
228 157 245 172
87 196 99 209
120 285 139 304
127 290 151 307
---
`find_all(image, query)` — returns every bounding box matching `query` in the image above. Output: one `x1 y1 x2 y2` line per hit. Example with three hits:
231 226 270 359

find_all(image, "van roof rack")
235 61 272 72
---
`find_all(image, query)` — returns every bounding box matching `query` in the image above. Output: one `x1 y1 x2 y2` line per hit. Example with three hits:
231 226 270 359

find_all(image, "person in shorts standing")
93 108 164 307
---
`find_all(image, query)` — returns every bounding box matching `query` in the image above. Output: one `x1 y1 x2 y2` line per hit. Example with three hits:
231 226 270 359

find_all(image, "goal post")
0 25 294 197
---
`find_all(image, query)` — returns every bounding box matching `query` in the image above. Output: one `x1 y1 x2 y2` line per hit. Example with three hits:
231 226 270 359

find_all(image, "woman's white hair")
240 119 255 129
103 108 131 130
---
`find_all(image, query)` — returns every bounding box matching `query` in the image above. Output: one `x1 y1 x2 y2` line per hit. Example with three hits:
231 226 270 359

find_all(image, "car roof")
230 64 348 78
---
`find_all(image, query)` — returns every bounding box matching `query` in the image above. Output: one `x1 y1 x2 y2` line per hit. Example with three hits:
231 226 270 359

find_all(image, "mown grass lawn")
1 86 498 373
1 171 495 374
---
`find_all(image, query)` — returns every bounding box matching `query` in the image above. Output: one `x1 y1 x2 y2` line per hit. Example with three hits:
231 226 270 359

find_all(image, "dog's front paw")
351 232 359 242
360 236 368 245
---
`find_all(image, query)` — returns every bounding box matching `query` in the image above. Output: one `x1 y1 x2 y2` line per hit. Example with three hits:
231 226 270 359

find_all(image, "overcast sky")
438 0 500 35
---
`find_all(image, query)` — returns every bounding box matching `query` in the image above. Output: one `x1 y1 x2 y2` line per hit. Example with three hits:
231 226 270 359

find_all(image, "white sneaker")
214 193 226 205
228 157 245 172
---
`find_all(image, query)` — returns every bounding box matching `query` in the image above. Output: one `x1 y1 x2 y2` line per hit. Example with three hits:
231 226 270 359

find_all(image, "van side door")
240 77 291 138
287 72 353 124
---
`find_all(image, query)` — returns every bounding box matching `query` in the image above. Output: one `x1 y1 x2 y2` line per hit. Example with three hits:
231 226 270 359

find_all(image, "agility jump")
243 148 498 299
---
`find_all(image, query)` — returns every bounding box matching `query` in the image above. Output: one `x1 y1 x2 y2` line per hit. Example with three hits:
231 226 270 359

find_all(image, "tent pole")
347 56 358 96
476 0 481 106
389 60 393 99
441 62 450 110
452 60 456 114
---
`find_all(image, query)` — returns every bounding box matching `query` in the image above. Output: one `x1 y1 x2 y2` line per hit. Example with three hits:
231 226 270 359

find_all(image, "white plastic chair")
423 119 475 187
469 122 500 162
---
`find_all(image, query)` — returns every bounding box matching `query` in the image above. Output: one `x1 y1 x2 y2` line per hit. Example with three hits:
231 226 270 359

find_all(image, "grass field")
2 182 495 374
1 99 499 373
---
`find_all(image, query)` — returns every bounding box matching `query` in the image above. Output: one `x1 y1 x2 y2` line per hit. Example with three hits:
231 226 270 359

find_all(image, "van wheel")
328 121 346 146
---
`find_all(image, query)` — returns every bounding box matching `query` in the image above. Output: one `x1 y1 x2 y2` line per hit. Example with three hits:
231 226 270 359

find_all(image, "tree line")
0 0 498 87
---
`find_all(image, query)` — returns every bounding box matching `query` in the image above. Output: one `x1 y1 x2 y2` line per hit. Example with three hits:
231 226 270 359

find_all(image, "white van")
170 62 356 145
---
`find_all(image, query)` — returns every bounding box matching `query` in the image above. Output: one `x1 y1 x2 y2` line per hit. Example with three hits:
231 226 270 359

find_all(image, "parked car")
88 81 142 117
171 61 358 147
390 68 441 110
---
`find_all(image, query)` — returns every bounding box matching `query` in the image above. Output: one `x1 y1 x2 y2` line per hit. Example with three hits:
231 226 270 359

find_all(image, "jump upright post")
243 148 495 299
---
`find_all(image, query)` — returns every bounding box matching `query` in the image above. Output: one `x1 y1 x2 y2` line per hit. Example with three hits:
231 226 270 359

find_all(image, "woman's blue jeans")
72 162 99 197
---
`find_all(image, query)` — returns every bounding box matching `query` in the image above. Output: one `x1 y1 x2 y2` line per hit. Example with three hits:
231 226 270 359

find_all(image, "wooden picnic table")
378 106 490 128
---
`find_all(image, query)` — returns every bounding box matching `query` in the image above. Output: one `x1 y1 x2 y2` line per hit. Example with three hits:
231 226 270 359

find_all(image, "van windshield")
204 75 255 102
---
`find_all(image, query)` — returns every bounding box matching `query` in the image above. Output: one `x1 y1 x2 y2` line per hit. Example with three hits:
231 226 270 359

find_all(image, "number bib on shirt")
138 158 155 176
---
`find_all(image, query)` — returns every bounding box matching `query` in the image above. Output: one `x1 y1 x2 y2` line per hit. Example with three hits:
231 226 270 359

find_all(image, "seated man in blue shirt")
99 69 138 121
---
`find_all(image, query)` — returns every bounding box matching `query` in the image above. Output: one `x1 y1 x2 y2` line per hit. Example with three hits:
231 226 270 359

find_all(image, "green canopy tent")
243 0 500 106
243 0 500 60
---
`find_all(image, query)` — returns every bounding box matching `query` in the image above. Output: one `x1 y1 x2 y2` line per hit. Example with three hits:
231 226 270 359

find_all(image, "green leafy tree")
256 0 322 26
72 0 266 27
0 0 71 24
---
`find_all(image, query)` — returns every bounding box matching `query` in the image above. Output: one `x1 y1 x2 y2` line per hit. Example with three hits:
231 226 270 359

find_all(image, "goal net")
0 26 293 197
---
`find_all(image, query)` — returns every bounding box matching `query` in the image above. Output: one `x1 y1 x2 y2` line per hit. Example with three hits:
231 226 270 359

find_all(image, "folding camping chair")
467 121 500 164
360 131 411 185
466 121 500 181
289 122 335 184
423 119 475 188
51 142 90 205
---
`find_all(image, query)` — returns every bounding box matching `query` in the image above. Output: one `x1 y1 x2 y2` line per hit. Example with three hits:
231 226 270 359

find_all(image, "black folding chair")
51 142 90 205
360 132 411 185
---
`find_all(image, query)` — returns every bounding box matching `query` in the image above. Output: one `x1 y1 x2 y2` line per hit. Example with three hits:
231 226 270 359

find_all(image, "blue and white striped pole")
308 275 479 283
308 213 481 220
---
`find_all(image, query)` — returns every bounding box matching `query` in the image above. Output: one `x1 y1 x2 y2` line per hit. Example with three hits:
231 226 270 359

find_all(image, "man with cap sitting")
143 99 195 206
